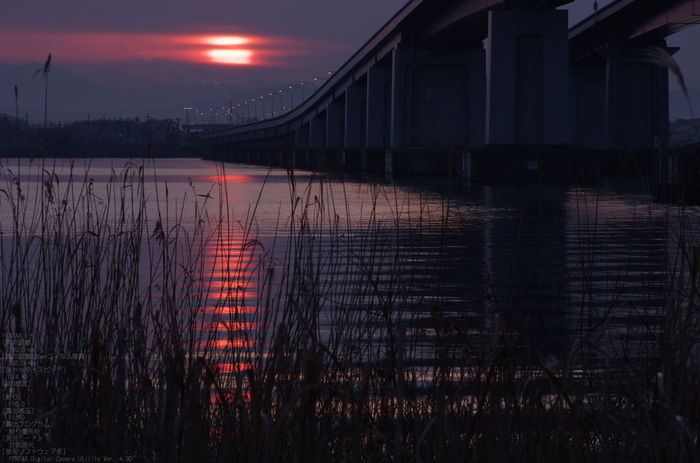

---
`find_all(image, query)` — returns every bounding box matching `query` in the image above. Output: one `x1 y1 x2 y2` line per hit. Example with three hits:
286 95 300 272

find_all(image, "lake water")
2 157 698 370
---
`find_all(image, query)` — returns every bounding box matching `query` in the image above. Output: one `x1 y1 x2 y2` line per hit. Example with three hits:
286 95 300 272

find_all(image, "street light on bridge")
290 85 305 102
251 98 263 120
199 107 224 124
301 81 317 93
239 103 251 122
198 108 213 124
314 71 333 82
214 106 226 124
279 88 294 109
269 92 283 115
260 95 271 119
228 106 241 124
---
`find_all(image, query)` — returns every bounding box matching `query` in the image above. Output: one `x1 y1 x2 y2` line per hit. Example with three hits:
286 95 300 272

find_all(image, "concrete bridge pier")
310 112 326 150
327 96 345 150
294 123 311 168
599 47 673 151
326 96 345 169
569 67 606 149
391 47 486 150
367 64 392 149
345 80 366 149
344 79 366 172
486 9 569 144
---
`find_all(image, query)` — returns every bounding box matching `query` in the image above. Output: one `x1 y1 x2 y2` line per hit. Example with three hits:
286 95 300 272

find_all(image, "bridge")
201 0 700 179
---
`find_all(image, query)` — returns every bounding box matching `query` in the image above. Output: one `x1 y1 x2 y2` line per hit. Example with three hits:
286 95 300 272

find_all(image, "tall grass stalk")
33 53 51 145
2 157 700 462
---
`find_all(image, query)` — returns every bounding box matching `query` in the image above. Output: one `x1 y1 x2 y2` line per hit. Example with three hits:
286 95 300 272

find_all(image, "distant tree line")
0 114 191 158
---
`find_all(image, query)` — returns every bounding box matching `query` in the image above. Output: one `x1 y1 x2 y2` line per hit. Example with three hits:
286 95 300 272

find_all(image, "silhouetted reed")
2 155 700 462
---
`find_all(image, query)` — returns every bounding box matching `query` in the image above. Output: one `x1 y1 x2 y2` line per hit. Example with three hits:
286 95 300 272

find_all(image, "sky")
2 0 700 122
0 0 406 86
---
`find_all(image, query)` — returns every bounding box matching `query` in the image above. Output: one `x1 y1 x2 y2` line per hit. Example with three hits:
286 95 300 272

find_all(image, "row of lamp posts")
186 72 332 126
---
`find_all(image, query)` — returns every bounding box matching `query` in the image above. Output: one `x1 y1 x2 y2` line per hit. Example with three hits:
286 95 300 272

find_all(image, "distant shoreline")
2 143 203 159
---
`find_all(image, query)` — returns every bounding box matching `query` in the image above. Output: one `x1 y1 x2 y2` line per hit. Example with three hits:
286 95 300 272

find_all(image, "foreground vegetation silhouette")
2 153 700 462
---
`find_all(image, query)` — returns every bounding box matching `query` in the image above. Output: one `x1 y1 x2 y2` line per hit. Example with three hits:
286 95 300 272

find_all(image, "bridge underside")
202 0 693 179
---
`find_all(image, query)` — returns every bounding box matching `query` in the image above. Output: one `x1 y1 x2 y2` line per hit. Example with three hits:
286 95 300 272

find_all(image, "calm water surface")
2 157 698 366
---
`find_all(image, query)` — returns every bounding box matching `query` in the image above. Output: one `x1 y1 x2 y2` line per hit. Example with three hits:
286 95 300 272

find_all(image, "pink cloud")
0 31 335 67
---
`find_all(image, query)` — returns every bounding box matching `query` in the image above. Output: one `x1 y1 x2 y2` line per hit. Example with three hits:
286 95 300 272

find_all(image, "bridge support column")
326 96 345 150
310 111 326 150
295 124 310 148
346 81 366 148
367 64 392 148
486 9 569 144
600 47 672 150
391 47 486 149
570 67 606 149
345 81 366 171
391 48 410 150
385 149 393 178
294 123 310 168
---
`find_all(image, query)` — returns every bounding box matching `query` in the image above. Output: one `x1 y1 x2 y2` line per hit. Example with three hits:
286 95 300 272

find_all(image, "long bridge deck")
200 0 700 182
